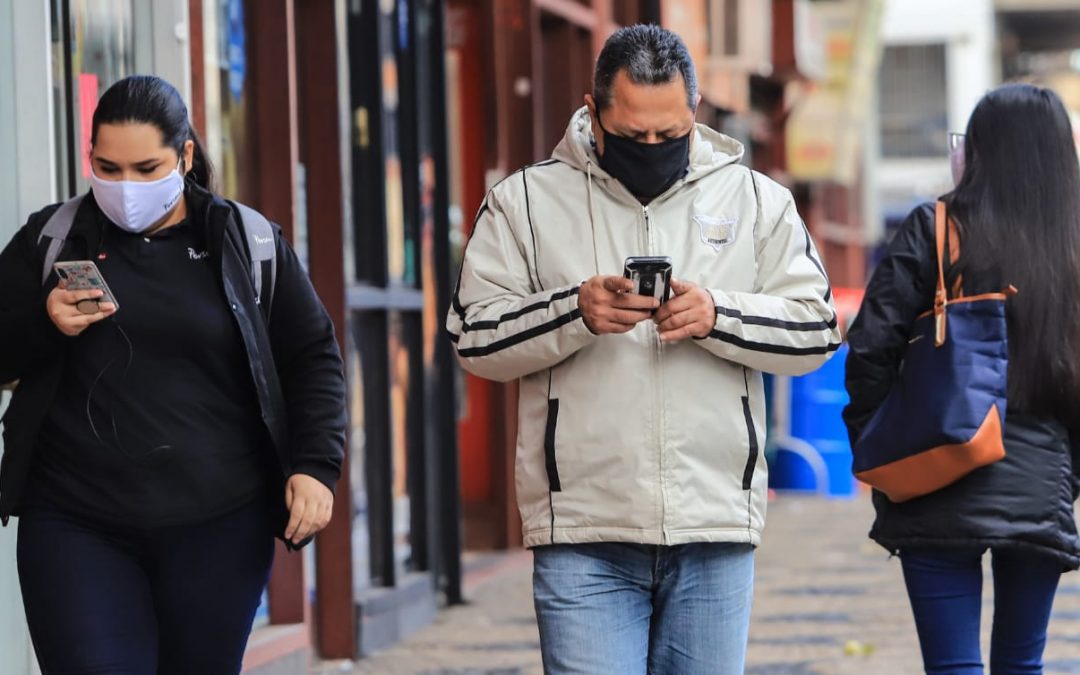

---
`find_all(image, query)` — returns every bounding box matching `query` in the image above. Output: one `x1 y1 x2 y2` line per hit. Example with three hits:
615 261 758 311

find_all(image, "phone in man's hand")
623 256 673 305
53 260 120 313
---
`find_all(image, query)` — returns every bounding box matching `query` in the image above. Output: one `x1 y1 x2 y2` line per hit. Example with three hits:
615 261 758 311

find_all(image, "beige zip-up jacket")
448 107 840 548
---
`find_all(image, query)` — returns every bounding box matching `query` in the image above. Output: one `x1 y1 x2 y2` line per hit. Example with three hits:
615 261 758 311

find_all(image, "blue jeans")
532 542 755 675
900 547 1062 675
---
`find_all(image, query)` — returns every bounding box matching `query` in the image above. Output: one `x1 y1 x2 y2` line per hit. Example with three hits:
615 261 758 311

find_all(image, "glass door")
51 0 136 199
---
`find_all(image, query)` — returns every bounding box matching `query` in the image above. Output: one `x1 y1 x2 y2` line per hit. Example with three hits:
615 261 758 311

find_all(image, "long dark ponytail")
90 75 215 191
946 83 1080 421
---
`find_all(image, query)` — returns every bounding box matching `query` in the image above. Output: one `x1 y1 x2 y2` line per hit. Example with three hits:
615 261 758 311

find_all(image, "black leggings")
17 498 276 675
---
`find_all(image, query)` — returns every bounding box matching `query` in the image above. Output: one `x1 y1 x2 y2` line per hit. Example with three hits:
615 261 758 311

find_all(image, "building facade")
0 0 463 670
873 0 996 255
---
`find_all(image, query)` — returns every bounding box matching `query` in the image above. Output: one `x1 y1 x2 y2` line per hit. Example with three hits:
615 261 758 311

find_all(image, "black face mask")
596 113 692 202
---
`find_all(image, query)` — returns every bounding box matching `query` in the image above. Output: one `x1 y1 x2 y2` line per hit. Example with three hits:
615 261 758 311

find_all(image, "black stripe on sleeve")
463 287 580 333
715 306 838 332
797 216 832 303
456 309 583 358
522 168 544 292
749 168 761 237
452 291 466 319
474 201 490 224
707 329 842 356
451 198 493 321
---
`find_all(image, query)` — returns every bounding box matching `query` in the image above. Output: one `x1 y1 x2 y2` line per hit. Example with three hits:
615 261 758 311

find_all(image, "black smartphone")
623 256 673 305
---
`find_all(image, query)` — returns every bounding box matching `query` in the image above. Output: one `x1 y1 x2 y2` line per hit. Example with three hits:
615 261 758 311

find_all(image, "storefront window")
202 0 254 202
388 311 410 573
379 0 416 287
51 0 135 198
348 327 373 593
348 0 457 597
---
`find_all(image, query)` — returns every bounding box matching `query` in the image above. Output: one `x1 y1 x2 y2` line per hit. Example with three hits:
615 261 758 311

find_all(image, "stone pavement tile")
322 552 544 675
317 494 1080 675
747 495 923 674
750 495 1080 674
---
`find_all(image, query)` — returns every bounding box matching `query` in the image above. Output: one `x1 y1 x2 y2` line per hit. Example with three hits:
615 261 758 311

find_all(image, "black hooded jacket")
0 185 346 545
843 202 1080 570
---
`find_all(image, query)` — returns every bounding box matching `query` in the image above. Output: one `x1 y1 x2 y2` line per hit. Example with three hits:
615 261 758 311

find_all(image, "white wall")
0 0 54 672
3 0 56 225
134 0 192 103
877 0 997 222
882 0 997 135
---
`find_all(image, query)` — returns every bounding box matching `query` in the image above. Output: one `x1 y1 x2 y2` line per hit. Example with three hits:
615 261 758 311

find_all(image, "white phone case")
53 260 120 310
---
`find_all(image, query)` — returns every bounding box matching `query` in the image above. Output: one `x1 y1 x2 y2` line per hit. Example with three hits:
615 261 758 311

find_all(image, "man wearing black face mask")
448 25 839 675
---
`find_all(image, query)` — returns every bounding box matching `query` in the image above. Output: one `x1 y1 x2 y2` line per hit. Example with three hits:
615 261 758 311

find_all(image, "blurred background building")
2 0 1080 672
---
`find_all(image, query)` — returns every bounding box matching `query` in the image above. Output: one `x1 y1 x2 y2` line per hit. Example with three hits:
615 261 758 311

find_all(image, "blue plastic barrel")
769 344 856 497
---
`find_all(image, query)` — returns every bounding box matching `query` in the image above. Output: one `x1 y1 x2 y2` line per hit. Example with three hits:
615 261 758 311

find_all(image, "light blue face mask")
90 159 185 233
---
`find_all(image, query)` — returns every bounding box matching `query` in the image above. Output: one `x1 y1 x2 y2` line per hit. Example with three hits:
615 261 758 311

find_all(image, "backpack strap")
38 194 86 285
227 200 278 319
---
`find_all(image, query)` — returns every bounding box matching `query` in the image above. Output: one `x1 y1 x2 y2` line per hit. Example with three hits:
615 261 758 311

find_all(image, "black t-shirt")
29 218 270 526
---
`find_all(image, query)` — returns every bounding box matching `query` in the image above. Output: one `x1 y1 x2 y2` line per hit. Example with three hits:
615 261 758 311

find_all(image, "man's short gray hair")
593 24 698 112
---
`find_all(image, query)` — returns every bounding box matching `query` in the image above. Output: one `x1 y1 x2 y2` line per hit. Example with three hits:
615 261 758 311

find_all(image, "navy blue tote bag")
852 202 1014 503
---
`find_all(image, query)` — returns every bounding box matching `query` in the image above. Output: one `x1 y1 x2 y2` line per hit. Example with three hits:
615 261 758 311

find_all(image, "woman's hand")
46 279 116 336
284 473 334 545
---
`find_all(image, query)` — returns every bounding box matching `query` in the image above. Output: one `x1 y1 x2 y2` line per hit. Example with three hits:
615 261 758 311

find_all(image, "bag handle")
932 202 1018 347
933 201 961 346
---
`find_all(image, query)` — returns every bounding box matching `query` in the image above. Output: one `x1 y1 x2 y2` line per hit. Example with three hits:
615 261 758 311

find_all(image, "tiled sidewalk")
319 494 1080 674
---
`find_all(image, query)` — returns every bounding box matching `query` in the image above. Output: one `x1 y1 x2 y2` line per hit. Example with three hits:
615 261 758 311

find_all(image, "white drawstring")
586 161 600 276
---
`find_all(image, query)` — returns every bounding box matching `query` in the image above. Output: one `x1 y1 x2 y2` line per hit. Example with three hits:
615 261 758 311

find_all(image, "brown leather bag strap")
933 202 949 346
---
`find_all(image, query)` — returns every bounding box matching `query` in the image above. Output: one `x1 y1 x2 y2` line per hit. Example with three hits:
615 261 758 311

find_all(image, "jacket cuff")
291 461 342 495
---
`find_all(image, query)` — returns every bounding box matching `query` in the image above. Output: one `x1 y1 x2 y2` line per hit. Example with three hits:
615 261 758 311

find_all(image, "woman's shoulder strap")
225 200 278 319
37 194 86 286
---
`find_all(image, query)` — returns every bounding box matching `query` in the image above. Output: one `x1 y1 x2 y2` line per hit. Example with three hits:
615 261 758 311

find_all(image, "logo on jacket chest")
694 215 738 251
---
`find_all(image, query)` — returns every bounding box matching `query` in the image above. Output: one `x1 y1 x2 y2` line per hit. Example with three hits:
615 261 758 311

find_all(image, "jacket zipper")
741 368 759 491
644 204 669 544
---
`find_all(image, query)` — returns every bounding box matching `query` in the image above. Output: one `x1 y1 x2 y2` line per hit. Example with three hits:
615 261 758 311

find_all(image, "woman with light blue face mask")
89 154 186 235
0 75 347 673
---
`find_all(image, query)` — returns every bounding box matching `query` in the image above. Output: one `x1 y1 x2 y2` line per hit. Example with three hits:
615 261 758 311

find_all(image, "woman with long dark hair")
0 75 346 673
845 83 1080 672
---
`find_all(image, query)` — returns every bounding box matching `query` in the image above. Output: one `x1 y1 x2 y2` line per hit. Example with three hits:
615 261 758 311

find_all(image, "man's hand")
579 275 658 334
654 279 717 343
284 473 334 545
47 279 117 337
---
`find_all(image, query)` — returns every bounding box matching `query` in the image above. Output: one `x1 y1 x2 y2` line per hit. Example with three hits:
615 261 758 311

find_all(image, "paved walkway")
318 494 1080 674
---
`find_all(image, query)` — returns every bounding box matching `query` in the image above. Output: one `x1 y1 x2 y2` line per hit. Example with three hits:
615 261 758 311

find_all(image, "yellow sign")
786 0 885 184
